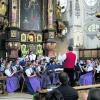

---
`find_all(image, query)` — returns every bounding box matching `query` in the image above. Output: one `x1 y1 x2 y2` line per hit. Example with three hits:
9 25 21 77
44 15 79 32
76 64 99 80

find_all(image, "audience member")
87 88 100 100
57 72 78 100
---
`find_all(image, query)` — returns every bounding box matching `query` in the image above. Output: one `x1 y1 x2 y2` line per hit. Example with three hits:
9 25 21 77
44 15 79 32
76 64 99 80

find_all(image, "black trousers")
64 68 75 86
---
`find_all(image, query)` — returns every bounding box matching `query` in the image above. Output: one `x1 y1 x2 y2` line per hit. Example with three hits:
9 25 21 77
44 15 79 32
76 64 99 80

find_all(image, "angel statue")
56 1 62 20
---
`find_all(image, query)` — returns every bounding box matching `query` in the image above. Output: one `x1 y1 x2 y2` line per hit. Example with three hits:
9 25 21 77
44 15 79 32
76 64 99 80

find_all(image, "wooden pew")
0 76 7 95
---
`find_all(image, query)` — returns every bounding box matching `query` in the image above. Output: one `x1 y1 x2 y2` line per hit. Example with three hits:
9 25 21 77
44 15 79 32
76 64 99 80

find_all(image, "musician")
5 60 19 93
0 59 6 73
14 59 23 72
25 51 36 61
94 61 100 82
25 61 41 94
47 60 59 85
79 60 94 85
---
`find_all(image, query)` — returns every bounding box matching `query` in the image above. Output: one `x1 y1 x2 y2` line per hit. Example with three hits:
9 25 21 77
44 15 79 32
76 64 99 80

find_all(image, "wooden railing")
74 84 100 100
39 84 100 100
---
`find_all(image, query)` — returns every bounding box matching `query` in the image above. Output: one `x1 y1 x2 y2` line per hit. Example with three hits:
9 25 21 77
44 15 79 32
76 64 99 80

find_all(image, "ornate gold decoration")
54 21 66 40
36 44 43 55
11 30 16 37
7 42 20 49
21 44 27 56
27 33 36 42
96 12 100 18
21 33 26 42
56 1 62 20
12 0 17 27
49 32 54 39
0 0 7 16
36 34 42 42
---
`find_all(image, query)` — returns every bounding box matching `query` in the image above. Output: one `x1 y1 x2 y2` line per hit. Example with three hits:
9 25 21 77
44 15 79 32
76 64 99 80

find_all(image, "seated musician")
47 60 60 85
0 59 6 73
14 59 23 72
35 60 51 89
25 61 41 94
79 60 94 85
25 51 36 61
94 62 100 82
5 60 20 93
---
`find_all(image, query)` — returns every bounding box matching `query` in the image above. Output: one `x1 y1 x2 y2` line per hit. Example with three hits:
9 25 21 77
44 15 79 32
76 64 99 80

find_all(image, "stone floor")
0 93 33 100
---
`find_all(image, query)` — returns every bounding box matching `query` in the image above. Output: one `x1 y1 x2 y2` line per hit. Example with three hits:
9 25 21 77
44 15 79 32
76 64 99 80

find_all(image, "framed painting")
36 34 42 42
20 0 41 30
21 33 26 42
27 33 36 42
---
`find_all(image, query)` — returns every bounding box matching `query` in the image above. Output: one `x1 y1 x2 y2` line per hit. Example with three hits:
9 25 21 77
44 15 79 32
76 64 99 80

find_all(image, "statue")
56 1 62 20
0 0 7 16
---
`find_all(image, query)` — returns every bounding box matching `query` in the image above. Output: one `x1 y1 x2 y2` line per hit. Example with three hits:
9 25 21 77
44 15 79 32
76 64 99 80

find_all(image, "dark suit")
57 84 78 100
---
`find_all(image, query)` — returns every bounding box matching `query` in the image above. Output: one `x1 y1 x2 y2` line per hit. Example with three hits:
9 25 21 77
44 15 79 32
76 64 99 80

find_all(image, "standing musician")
4 60 19 93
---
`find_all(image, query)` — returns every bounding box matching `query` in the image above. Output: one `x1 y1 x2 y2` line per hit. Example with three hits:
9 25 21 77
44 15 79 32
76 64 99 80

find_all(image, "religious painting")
21 33 27 42
36 34 42 42
20 0 41 31
27 33 36 42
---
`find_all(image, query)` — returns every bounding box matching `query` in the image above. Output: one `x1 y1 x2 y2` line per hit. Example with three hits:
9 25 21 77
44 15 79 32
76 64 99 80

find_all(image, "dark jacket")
57 84 78 100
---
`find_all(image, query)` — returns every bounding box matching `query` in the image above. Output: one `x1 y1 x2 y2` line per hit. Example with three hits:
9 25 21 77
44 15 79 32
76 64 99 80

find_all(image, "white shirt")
87 64 93 72
44 56 50 63
60 51 77 65
5 69 12 77
96 65 100 73
26 54 36 61
57 54 66 65
25 68 33 77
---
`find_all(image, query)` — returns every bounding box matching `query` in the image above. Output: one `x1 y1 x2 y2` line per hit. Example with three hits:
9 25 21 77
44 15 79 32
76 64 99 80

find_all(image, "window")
87 24 99 32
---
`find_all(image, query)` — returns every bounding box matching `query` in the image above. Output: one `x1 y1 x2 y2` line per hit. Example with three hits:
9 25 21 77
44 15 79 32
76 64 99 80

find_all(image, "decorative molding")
75 0 80 17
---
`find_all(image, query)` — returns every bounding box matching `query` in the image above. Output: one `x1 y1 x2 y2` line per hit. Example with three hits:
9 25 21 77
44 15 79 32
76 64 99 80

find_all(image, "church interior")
0 0 100 100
